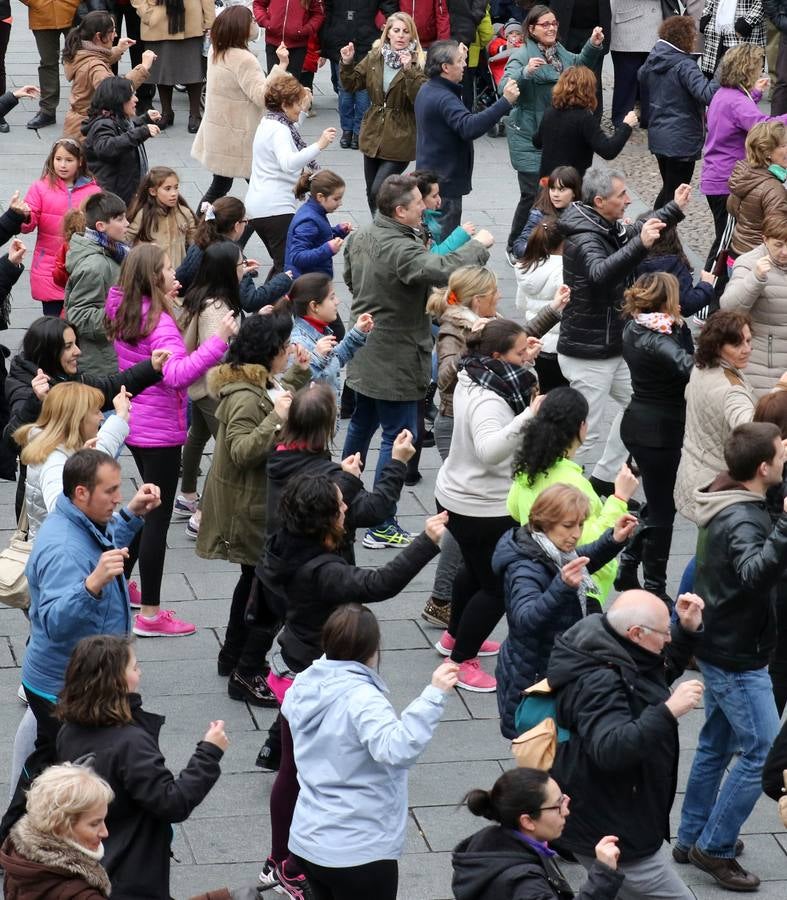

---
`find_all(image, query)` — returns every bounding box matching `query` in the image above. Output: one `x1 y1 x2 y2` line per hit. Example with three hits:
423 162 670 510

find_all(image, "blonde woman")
339 12 427 212
0 763 113 898
14 382 131 541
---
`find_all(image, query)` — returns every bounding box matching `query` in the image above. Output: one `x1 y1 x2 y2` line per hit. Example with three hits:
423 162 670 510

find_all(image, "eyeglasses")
636 624 671 637
535 19 559 29
540 793 568 812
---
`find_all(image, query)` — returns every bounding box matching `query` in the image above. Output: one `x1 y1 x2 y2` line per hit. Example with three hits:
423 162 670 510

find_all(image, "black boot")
339 129 352 148
641 526 674 609
614 526 643 592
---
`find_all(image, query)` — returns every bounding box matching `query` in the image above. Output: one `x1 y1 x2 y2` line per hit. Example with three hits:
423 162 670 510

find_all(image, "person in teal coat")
499 4 604 254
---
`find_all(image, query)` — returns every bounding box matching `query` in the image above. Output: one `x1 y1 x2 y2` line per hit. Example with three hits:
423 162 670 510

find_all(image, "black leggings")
296 857 399 900
124 444 181 608
0 20 10 98
222 563 278 675
705 193 730 270
250 213 293 280
654 156 696 211
437 504 514 663
266 44 308 84
363 156 409 214
622 442 681 529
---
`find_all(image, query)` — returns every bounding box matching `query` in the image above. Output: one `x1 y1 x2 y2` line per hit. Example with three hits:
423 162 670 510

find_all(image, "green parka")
501 38 603 174
196 361 311 565
340 47 427 161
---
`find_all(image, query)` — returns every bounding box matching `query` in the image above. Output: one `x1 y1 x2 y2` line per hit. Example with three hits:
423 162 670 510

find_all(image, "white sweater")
244 117 321 218
435 370 532 517
514 254 562 354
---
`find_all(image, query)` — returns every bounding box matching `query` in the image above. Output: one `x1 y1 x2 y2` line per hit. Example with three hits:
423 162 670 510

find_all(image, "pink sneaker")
127 580 142 609
456 658 496 692
435 631 500 657
133 609 196 638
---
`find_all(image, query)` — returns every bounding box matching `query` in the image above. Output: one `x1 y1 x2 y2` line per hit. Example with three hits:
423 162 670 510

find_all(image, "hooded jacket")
514 254 562 355
451 825 624 900
637 39 718 160
283 656 447 866
693 472 786 671
57 694 223 900
556 200 684 359
546 614 698 860
82 111 153 206
727 162 787 256
258 529 439 673
492 526 620 739
1 817 111 900
265 446 405 565
63 233 120 378
195 362 311 565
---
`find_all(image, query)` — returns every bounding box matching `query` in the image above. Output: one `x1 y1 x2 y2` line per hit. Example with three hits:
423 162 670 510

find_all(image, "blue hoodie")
282 656 448 866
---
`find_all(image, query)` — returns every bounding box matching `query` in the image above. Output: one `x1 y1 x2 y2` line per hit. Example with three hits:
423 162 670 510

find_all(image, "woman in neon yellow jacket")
507 386 638 601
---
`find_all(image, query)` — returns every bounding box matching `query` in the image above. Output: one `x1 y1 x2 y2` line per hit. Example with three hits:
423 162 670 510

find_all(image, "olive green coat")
195 361 310 565
340 48 427 161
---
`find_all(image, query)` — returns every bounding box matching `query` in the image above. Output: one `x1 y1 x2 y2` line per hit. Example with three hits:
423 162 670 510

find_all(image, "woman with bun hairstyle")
284 603 458 899
452 768 624 900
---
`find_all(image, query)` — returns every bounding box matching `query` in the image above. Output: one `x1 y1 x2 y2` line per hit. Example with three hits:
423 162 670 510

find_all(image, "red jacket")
376 0 449 46
253 0 325 47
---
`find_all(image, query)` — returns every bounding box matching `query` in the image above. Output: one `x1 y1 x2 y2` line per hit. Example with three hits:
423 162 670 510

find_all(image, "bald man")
546 590 704 900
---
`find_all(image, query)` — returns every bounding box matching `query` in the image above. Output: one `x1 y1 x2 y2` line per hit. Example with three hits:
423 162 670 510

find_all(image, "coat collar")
428 75 463 97
371 212 421 239
54 493 120 548
208 362 272 396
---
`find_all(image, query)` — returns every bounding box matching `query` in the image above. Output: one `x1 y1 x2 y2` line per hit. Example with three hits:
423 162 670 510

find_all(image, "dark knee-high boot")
613 525 644 592
641 525 674 610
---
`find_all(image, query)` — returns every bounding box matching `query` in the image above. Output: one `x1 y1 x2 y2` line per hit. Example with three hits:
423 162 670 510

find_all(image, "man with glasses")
546 588 705 899
673 422 786 892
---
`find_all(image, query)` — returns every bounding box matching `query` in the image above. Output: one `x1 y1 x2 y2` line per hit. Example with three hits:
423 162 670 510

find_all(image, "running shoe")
128 580 142 609
173 494 199 520
362 521 416 549
456 658 496 692
436 631 500 657
133 609 196 637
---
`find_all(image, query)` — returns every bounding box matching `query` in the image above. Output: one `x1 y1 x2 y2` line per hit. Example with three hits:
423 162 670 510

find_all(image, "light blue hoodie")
282 656 448 867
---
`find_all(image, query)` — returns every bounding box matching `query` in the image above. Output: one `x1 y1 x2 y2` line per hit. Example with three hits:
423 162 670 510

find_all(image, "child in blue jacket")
285 171 353 279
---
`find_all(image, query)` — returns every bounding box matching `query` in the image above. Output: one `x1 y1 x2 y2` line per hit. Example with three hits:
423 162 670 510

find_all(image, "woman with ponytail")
507 387 639 603
452 768 624 899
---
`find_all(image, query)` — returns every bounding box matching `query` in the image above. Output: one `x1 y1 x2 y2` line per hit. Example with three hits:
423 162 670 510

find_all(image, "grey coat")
610 0 664 53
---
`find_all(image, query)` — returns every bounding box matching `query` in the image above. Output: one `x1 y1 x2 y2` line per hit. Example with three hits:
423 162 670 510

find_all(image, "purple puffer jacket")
105 286 228 447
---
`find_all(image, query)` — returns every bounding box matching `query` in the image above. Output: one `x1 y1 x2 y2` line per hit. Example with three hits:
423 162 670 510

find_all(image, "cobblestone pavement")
0 15 785 896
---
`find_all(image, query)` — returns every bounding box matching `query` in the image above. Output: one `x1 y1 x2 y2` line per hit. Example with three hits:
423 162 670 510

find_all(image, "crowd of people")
2 0 787 898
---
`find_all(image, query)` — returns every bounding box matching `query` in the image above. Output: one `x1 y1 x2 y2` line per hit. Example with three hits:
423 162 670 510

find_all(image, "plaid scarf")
458 355 537 414
84 227 129 265
538 42 563 73
265 110 319 173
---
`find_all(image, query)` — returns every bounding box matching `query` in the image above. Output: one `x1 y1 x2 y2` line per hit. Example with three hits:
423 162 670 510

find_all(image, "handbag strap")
16 502 29 539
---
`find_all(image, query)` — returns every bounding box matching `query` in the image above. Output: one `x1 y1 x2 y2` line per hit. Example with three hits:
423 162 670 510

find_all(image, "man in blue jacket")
0 448 161 841
415 39 519 234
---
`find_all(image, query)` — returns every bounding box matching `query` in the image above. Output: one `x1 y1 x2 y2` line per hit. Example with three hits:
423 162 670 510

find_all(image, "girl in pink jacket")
22 138 101 317
106 243 238 638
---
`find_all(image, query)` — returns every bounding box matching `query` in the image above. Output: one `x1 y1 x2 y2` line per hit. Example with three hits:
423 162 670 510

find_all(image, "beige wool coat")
131 0 215 41
674 363 756 523
191 53 285 179
721 245 787 397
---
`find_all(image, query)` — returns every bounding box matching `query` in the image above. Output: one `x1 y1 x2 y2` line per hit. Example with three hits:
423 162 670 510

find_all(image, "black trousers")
124 444 181 607
507 170 540 250
266 44 308 84
534 353 568 394
114 5 155 100
439 195 463 237
250 213 293 280
654 156 696 211
222 563 279 675
611 51 650 127
297 857 399 900
0 20 10 99
773 32 787 116
363 156 409 214
437 503 514 662
705 193 730 270
622 441 681 529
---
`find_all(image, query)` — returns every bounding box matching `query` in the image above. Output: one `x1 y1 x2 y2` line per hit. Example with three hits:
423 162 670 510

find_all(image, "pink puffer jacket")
22 175 101 301
105 286 229 447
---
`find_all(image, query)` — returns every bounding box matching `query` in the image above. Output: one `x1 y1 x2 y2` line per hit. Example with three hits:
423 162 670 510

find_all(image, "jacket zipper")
769 334 774 369
605 308 611 345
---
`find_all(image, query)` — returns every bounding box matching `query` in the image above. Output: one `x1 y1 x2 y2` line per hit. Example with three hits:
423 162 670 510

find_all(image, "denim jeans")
676 661 779 857
342 391 419 525
331 61 370 133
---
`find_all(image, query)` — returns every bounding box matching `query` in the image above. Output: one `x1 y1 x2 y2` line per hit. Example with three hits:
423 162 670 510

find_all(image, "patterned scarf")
538 42 563 73
265 110 319 173
380 40 417 69
530 530 596 616
458 354 537 414
84 227 129 264
635 312 675 334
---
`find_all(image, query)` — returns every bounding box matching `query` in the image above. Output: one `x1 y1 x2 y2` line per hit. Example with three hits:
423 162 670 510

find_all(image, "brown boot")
688 845 760 891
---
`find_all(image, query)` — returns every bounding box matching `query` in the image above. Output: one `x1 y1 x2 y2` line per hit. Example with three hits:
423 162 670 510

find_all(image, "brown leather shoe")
688 845 760 891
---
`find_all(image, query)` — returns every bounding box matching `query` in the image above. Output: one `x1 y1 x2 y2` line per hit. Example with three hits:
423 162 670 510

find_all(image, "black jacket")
619 320 694 449
415 76 512 197
257 528 439 672
82 111 151 206
4 354 161 447
320 0 398 61
0 207 26 251
447 0 487 43
694 473 787 671
556 200 684 359
548 0 611 52
452 825 624 900
763 717 787 801
547 614 699 860
0 256 23 307
534 107 631 178
0 89 18 122
56 694 223 900
638 40 719 160
265 446 405 564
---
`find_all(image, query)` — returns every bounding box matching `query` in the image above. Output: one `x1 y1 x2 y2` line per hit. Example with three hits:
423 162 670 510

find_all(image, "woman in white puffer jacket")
515 216 569 392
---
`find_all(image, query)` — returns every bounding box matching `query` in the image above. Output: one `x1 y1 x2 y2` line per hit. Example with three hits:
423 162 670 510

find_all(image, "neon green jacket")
506 456 625 603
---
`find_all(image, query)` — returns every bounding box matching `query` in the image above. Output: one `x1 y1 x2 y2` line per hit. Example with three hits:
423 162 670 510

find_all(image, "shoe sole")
362 539 412 549
435 640 499 658
185 529 198 540
455 680 497 693
227 685 279 708
132 626 196 638
688 850 759 892
129 602 142 610
172 508 196 520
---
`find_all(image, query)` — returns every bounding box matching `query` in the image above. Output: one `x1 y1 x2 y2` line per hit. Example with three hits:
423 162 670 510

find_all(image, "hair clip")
446 289 461 305
200 201 216 221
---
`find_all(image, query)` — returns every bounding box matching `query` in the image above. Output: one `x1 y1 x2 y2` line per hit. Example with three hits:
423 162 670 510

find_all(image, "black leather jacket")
556 200 684 359
694 474 786 671
620 320 694 448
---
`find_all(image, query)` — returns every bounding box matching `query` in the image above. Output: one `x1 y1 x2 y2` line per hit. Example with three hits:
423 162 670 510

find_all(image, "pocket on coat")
614 2 643 23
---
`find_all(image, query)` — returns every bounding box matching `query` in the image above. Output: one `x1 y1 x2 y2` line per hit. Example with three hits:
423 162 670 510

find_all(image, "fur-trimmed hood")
1 816 111 897
439 304 479 332
207 363 272 398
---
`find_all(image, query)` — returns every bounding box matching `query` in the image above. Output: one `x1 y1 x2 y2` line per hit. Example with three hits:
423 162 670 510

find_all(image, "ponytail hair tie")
200 201 216 221
539 176 549 188
446 289 461 306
